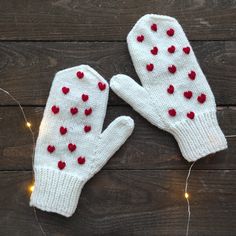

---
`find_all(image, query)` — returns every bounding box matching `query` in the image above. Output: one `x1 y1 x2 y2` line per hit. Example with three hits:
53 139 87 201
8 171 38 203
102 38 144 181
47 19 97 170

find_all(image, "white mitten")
30 65 134 217
111 14 227 162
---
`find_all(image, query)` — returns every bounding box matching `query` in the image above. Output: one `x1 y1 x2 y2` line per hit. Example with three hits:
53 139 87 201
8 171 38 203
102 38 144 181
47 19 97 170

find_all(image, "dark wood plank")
0 106 235 171
0 170 235 235
0 41 235 106
0 0 235 40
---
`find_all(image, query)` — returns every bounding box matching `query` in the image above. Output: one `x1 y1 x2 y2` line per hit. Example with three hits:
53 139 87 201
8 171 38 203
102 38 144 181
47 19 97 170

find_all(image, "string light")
29 184 35 193
26 122 32 128
0 87 46 236
184 161 195 236
1 86 236 236
184 192 189 199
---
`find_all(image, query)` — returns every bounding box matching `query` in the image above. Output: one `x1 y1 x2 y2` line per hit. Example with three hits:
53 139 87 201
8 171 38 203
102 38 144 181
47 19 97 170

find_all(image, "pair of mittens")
31 14 227 218
111 14 227 162
30 65 134 217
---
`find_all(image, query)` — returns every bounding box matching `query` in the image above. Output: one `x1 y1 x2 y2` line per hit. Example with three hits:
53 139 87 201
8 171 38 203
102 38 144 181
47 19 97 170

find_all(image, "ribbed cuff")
30 167 85 217
170 111 227 162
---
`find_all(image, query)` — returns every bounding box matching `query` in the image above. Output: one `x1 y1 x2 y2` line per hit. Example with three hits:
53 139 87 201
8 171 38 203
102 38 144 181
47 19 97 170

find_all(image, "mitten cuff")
30 167 85 217
170 111 227 162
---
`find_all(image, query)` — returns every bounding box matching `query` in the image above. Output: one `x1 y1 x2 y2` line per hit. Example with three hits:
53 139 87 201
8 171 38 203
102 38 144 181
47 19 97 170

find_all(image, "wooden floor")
0 1 236 235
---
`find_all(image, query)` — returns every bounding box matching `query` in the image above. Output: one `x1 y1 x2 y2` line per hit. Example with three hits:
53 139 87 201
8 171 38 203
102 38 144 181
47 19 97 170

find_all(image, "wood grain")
0 1 235 234
0 170 235 236
0 106 235 171
0 41 235 106
0 0 235 41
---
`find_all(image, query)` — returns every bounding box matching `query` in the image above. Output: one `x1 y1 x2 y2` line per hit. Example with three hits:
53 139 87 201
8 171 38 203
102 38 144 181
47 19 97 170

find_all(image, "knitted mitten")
30 65 134 217
110 14 227 162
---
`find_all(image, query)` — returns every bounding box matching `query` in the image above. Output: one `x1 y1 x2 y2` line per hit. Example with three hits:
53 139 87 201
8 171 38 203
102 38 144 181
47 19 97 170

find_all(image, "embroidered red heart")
150 46 158 55
168 109 176 117
51 105 59 114
183 47 190 54
187 111 195 120
84 125 91 133
188 71 196 80
58 161 66 170
68 143 76 152
151 23 157 31
167 85 174 94
197 93 206 104
98 82 106 91
77 156 86 165
47 145 55 153
70 107 78 115
167 28 174 36
137 35 144 42
82 94 89 102
76 71 84 79
62 87 69 94
85 108 92 116
60 126 67 135
146 63 154 71
168 65 176 74
168 45 175 53
184 91 193 99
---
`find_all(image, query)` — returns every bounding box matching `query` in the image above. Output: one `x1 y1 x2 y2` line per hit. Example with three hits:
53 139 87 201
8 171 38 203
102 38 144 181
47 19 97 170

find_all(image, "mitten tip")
55 64 109 86
127 14 177 40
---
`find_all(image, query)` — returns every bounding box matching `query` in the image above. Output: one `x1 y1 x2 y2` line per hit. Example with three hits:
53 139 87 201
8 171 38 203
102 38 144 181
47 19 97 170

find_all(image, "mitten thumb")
95 116 134 168
110 74 164 128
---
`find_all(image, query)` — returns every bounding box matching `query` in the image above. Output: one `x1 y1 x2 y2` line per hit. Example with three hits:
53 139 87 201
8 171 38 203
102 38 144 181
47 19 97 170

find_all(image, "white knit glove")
110 14 227 162
30 65 134 217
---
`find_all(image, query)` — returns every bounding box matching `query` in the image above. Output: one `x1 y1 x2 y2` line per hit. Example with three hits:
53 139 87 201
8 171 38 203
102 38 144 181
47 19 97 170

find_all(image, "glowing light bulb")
29 184 35 192
26 122 32 128
185 192 189 199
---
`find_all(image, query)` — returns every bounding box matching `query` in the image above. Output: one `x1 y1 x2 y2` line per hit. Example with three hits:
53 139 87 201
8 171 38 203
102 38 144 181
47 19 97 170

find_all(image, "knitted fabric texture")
110 14 227 162
30 65 134 217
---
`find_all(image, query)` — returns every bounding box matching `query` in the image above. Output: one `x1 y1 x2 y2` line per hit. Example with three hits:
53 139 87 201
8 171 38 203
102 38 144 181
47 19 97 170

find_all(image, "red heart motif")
137 35 144 42
84 125 91 133
167 85 174 94
70 107 78 115
146 63 154 71
183 47 191 54
47 145 55 153
168 45 175 53
82 94 89 102
197 93 206 104
98 82 106 91
62 87 70 94
168 65 176 74
150 46 158 55
76 71 84 79
68 143 76 152
184 91 193 99
77 156 86 165
51 105 59 114
85 108 92 116
151 23 157 31
188 71 196 80
58 161 66 170
168 109 176 117
60 126 67 135
187 111 195 120
167 28 175 36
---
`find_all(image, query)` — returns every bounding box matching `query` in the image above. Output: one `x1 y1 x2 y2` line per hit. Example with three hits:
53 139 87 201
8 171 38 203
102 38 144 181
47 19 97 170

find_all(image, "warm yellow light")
185 192 189 199
26 122 32 128
29 184 35 192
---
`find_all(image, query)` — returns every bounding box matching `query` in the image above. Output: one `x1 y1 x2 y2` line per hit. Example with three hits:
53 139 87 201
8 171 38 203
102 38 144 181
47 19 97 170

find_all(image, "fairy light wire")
0 88 46 236
184 161 195 236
